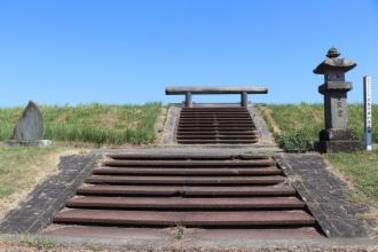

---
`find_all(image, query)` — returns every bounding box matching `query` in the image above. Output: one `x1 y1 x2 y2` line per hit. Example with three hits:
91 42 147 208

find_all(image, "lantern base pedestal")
316 140 360 153
316 128 360 153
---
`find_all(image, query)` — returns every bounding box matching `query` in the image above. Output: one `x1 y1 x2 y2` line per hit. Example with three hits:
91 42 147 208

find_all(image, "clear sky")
0 0 377 107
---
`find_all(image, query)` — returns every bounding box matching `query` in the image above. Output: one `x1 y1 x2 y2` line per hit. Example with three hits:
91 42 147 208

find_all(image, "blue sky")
0 0 377 107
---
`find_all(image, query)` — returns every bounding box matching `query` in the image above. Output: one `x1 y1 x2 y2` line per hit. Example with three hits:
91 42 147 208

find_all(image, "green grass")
0 146 66 198
257 103 378 151
0 103 161 145
326 149 378 203
20 235 57 250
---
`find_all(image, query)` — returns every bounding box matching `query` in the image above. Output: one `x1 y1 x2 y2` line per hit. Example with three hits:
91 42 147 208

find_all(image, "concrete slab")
275 153 373 238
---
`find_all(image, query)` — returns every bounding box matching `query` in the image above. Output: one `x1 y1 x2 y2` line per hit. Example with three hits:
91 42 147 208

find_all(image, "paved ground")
275 153 372 238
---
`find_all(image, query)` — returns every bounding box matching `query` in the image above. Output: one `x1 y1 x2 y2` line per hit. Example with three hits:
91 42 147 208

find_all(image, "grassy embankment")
0 103 161 145
257 103 378 152
0 103 162 217
256 103 378 204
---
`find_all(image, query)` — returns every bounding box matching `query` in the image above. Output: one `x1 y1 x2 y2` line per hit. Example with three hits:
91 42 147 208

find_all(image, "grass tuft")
20 235 56 250
275 130 315 152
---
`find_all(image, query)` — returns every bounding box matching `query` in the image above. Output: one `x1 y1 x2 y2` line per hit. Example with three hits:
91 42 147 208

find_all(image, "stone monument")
7 101 51 147
313 47 359 153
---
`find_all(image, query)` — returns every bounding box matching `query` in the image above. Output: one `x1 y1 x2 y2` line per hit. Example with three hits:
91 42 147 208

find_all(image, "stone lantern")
313 47 360 152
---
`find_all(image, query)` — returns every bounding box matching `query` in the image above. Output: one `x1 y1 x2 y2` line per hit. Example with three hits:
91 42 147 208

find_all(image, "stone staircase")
50 152 323 238
176 107 259 144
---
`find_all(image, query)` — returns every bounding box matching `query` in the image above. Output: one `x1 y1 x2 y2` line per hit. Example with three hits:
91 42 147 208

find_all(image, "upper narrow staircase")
177 107 258 144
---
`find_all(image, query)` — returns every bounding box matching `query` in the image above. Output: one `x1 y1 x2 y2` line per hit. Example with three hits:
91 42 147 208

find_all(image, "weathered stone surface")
313 47 356 75
12 101 44 141
319 128 357 141
275 153 372 238
317 140 360 153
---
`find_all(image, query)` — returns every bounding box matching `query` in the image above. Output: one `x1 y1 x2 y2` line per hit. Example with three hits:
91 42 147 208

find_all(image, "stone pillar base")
316 140 360 153
316 128 360 153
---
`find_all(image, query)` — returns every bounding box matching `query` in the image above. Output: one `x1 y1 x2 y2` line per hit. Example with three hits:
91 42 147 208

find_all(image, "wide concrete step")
85 175 286 186
176 135 258 140
181 108 248 111
181 111 249 114
77 185 297 197
180 114 252 119
180 117 251 120
178 126 255 130
178 124 255 128
181 109 249 115
178 124 254 127
177 126 256 129
92 167 282 176
66 196 306 210
104 159 275 167
180 114 251 116
54 209 315 227
181 111 250 113
43 225 172 239
177 128 256 132
107 154 270 160
179 117 252 120
43 225 323 239
180 117 252 120
176 131 257 135
181 109 250 111
177 139 258 144
178 128 254 132
180 116 251 119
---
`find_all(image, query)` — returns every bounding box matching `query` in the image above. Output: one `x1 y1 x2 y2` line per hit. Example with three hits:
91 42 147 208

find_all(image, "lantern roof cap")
326 47 341 58
313 47 356 74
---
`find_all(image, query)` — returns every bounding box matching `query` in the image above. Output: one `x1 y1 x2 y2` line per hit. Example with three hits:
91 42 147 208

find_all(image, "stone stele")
7 101 51 147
